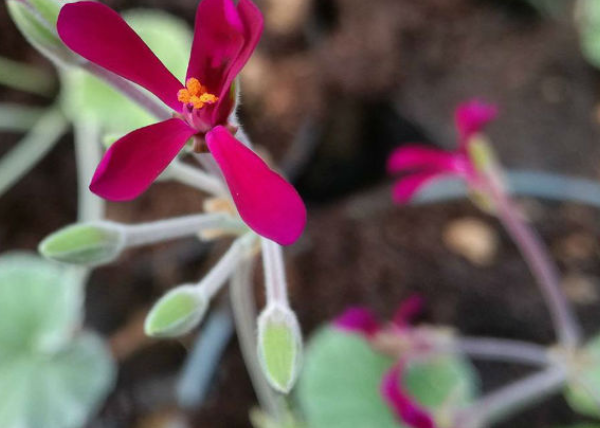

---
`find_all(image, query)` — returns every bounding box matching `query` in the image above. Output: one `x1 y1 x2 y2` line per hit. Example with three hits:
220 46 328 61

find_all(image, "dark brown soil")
2 0 600 427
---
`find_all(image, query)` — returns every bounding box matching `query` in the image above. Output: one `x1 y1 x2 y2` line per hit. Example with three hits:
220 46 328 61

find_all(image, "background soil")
2 0 600 427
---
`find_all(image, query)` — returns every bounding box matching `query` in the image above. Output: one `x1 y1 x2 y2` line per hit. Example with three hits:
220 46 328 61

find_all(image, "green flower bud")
39 222 126 267
144 286 208 338
257 304 303 394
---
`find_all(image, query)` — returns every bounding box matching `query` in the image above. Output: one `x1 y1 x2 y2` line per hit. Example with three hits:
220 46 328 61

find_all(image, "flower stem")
457 367 567 428
167 159 225 196
0 56 54 96
122 213 244 248
450 337 550 366
197 234 256 300
488 177 582 349
73 117 104 222
0 106 67 197
0 103 45 132
229 243 283 419
261 238 290 306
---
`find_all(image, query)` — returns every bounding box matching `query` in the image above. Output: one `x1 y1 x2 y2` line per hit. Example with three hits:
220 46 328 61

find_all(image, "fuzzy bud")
257 304 303 394
39 222 126 267
144 285 208 338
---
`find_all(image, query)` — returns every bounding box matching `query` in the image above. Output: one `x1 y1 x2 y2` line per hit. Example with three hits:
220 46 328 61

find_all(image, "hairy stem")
450 337 550 366
457 367 567 428
197 234 255 300
122 213 244 247
0 103 45 131
73 117 104 222
167 159 225 196
488 176 581 349
0 106 67 197
0 56 54 95
261 238 290 306
229 244 282 419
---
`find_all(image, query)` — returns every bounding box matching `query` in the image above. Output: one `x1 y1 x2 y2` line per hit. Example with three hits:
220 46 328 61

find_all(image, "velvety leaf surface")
296 327 478 428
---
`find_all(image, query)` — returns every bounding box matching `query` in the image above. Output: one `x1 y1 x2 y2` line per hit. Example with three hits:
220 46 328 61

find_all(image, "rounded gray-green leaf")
257 304 303 394
0 332 115 428
297 327 479 428
0 252 82 353
145 285 208 338
39 222 125 267
564 334 600 418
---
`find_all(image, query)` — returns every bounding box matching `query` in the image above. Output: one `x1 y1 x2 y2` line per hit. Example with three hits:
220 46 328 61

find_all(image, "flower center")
178 78 219 110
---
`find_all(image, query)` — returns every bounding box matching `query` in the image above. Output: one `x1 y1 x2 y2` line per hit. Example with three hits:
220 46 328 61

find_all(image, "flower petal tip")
455 99 498 142
381 366 436 428
334 307 380 337
392 295 425 328
391 171 441 205
206 126 306 246
90 119 195 202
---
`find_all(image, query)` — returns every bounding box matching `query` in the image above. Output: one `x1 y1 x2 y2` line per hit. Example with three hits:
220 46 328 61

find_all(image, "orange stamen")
178 78 218 110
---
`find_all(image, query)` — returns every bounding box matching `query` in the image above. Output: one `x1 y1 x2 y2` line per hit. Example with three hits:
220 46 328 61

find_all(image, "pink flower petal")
186 0 264 126
381 365 436 428
455 100 498 147
58 1 183 111
90 119 195 201
392 295 424 328
206 126 306 245
391 171 446 204
387 145 460 175
334 307 381 337
212 0 263 123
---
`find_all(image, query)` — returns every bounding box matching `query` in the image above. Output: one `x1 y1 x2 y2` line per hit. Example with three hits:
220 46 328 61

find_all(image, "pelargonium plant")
4 0 600 426
6 0 305 407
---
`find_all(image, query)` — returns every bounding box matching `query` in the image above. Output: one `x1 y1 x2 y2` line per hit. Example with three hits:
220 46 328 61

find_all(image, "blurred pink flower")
381 363 436 428
387 100 498 204
57 0 306 245
335 297 436 428
334 306 381 337
335 295 424 337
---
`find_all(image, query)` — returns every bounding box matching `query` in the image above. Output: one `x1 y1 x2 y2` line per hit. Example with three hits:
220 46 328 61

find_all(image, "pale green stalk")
230 241 283 419
73 117 104 222
0 104 45 132
0 106 67 196
0 56 54 95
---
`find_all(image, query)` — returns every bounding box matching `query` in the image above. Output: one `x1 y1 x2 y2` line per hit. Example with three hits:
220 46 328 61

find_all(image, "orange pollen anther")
178 78 219 110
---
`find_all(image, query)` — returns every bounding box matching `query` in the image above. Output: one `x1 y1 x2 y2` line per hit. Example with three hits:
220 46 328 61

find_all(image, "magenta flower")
334 306 382 338
335 297 437 428
335 295 424 337
387 100 498 204
57 0 306 246
381 363 436 428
